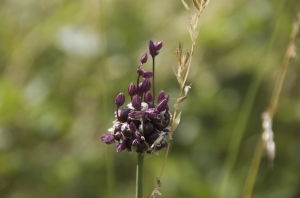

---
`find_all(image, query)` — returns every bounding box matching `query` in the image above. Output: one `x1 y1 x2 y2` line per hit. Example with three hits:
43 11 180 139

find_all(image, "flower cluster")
101 40 171 154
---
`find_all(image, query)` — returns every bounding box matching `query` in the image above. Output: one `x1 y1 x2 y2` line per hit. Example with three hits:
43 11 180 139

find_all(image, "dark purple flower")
157 90 165 103
113 132 123 141
148 40 156 57
157 99 168 112
142 70 153 78
128 83 136 97
140 53 148 64
115 93 125 108
132 95 142 110
116 140 127 152
128 111 144 120
117 108 131 122
132 139 140 146
129 122 137 133
155 41 163 51
101 134 115 144
144 92 153 103
137 65 144 76
139 78 151 94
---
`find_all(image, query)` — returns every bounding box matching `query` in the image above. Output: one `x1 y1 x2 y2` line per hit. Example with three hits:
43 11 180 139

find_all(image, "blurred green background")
0 0 300 198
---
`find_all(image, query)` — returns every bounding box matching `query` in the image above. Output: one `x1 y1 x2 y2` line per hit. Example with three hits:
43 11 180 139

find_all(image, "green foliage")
0 0 299 198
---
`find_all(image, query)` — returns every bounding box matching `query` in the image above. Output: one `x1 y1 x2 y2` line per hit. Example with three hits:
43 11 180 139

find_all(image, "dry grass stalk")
150 0 210 197
242 12 300 198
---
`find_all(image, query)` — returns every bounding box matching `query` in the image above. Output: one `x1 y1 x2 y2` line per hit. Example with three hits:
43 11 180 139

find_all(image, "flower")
101 40 170 154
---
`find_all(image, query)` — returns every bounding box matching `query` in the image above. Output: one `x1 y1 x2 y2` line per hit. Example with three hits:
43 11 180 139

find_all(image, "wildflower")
101 40 170 154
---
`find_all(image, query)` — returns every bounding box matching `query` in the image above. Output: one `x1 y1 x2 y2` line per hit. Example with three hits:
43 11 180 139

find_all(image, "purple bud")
157 99 168 112
158 90 165 103
116 140 127 152
140 78 151 94
140 53 148 64
129 122 137 133
128 111 144 120
132 139 140 146
118 108 131 122
142 70 153 78
155 41 163 55
128 83 136 97
144 92 153 103
115 93 125 108
148 40 156 57
137 65 144 76
132 95 142 110
101 134 116 144
113 132 123 141
164 94 169 102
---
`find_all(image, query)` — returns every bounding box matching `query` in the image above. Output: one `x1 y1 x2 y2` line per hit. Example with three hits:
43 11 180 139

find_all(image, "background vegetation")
0 0 299 197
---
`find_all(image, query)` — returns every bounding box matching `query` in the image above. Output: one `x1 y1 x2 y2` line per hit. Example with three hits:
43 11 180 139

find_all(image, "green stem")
136 154 144 198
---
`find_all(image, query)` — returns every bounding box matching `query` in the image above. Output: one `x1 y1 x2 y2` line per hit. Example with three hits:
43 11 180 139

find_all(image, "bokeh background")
0 0 300 198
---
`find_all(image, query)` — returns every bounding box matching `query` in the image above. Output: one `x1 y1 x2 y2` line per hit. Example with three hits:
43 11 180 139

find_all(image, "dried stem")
150 0 210 197
241 12 300 198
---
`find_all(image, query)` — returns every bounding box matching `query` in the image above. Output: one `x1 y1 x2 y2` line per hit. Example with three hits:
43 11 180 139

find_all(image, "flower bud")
115 93 125 108
164 94 169 102
140 78 151 94
140 53 148 64
157 90 165 103
142 70 153 78
118 108 131 122
136 65 144 76
144 92 153 103
116 140 127 152
113 131 123 141
148 40 156 57
157 99 168 112
128 83 136 97
155 41 163 55
132 95 142 110
129 122 137 133
101 134 116 144
128 111 144 120
132 139 140 146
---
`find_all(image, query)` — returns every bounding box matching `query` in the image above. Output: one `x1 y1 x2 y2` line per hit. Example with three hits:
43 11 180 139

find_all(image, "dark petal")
118 108 131 122
140 78 151 94
128 111 144 120
148 40 156 57
113 131 122 141
139 121 154 136
156 99 168 112
153 111 170 130
132 95 142 110
155 41 163 51
129 122 137 133
144 92 153 103
128 83 136 97
142 70 153 78
145 132 159 146
116 140 127 152
132 139 140 146
101 134 116 144
136 65 144 76
157 90 165 103
115 93 125 108
140 53 148 64
122 129 132 138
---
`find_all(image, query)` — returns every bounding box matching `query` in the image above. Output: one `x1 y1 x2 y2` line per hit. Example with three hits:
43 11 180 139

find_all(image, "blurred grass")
0 0 300 198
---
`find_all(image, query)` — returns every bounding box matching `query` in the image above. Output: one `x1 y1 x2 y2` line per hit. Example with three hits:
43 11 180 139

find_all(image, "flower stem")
152 57 155 104
136 154 144 198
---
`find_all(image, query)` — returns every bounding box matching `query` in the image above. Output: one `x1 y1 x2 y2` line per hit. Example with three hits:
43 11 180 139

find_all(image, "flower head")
101 40 170 154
